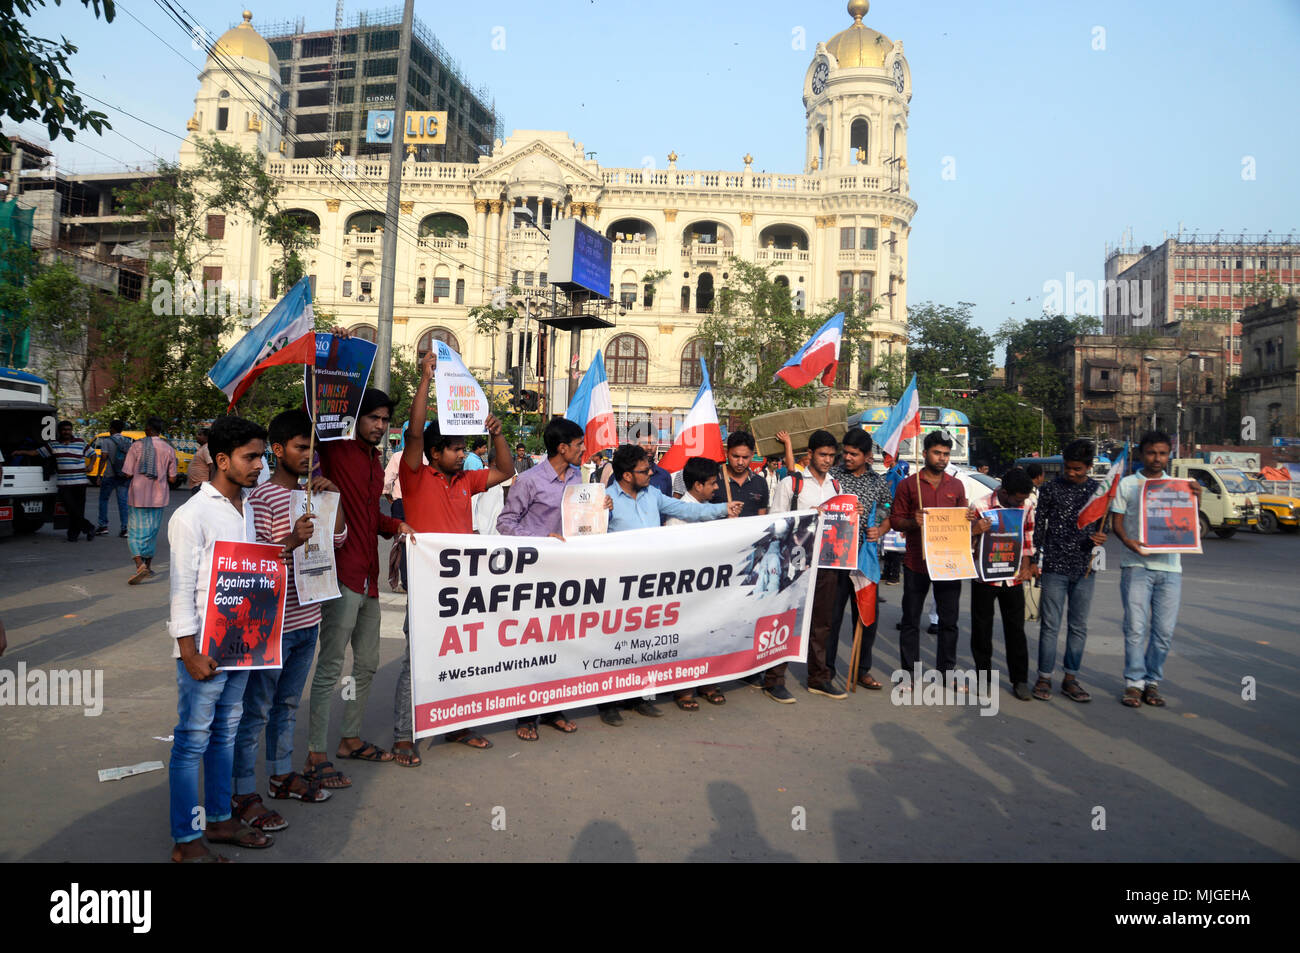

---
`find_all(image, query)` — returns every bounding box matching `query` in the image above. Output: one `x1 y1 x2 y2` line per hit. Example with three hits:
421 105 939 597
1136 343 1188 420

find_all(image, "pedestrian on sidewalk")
93 419 131 536
50 420 95 542
1110 430 1200 709
165 415 272 862
121 417 177 584
187 427 211 494
231 410 348 833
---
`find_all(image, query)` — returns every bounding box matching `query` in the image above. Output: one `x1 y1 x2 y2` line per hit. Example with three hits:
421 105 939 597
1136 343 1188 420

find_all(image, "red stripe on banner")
413 642 803 736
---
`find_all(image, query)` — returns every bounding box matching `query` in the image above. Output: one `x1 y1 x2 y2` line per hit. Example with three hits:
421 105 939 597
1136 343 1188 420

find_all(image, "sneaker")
741 673 764 687
118 529 127 538
598 707 624 727
807 681 848 700
927 623 939 635
1012 682 1033 701
96 526 109 536
895 621 903 630
632 700 662 718
763 685 797 704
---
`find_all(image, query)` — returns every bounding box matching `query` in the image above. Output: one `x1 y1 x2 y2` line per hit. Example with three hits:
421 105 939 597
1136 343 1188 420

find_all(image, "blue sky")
10 0 1300 337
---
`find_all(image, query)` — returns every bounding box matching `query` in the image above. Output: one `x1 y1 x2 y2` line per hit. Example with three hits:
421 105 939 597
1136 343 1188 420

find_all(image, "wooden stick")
848 618 863 693
723 461 734 504
306 363 317 514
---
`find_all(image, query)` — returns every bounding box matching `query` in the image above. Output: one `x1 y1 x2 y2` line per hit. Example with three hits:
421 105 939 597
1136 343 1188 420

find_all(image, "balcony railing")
680 242 734 261
755 248 810 262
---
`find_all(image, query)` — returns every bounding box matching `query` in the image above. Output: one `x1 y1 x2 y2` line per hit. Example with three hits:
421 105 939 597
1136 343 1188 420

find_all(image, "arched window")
347 324 377 342
607 333 648 385
696 273 715 313
418 212 469 238
417 326 460 361
680 338 711 388
850 118 869 163
280 208 320 233
817 126 825 167
345 210 386 233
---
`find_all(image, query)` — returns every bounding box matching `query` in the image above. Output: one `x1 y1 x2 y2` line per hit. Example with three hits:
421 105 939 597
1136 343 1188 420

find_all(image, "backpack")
789 472 839 509
108 435 131 474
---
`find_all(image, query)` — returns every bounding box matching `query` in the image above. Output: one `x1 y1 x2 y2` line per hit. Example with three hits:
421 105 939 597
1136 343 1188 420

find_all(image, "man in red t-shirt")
391 350 514 764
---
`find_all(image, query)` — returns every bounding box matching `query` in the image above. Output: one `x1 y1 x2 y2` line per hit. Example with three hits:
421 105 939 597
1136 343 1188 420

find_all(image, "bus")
851 406 971 466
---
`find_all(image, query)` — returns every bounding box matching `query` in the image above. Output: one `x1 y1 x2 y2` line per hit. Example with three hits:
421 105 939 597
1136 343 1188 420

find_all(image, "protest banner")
306 334 378 441
976 507 1024 583
433 340 489 434
816 494 859 569
199 540 287 670
1139 479 1202 553
923 507 977 581
405 511 823 737
561 484 607 538
290 489 341 604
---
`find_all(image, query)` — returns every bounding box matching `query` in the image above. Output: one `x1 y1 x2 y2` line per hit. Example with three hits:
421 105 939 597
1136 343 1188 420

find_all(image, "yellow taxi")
88 432 193 488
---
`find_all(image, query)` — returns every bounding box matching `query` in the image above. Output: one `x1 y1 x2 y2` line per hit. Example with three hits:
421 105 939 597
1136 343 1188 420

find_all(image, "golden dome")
210 11 279 72
825 0 893 69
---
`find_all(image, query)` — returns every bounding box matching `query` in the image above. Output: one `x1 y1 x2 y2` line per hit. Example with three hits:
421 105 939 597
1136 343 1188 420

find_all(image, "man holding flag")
1029 439 1113 703
565 350 619 462
874 373 922 466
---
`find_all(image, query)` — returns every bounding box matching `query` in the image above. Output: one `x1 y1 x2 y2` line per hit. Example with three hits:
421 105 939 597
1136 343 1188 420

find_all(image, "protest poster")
922 507 977 581
305 333 378 441
290 489 341 605
199 540 287 670
405 511 822 737
561 484 607 538
433 340 489 434
976 507 1024 583
816 494 860 569
881 529 906 553
1139 478 1202 553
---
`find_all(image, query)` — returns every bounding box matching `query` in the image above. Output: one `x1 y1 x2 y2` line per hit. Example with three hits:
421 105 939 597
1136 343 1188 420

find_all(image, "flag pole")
848 619 863 692
307 364 317 514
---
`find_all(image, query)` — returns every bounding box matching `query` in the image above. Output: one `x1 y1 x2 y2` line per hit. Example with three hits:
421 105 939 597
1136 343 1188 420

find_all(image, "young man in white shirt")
166 416 272 862
767 429 849 703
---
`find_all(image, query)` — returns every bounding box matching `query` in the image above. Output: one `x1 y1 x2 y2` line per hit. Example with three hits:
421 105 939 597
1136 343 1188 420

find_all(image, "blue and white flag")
208 277 314 402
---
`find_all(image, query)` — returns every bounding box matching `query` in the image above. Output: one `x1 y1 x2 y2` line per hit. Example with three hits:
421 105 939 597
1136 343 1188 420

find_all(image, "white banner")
433 341 489 434
406 512 823 737
290 490 341 605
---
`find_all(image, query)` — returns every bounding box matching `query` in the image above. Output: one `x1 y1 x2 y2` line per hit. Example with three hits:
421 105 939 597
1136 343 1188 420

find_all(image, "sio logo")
754 610 798 663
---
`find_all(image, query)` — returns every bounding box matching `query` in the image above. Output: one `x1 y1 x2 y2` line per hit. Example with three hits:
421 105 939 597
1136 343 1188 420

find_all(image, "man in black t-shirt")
709 431 769 516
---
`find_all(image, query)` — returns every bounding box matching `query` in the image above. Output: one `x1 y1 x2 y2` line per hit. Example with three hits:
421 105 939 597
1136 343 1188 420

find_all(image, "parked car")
87 431 192 488
1250 476 1300 534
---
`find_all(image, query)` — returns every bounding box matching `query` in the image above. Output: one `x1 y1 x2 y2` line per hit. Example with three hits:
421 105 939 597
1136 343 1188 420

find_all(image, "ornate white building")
187 2 917 435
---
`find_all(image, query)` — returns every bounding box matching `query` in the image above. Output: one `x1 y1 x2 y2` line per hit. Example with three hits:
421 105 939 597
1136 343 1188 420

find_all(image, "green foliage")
959 389 1058 462
1244 272 1284 303
0 0 114 147
263 210 317 293
906 301 995 400
696 258 878 421
0 230 39 365
997 312 1101 411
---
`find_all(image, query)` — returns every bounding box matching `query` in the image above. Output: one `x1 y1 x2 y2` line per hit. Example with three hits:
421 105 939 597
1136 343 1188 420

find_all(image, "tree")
696 258 878 421
961 389 1058 463
263 210 317 295
0 0 114 147
0 229 39 366
997 312 1101 411
906 301 995 403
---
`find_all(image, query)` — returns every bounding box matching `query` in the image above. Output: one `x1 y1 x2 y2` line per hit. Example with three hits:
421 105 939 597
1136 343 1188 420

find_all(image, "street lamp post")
1018 402 1045 458
1141 354 1156 440
1174 351 1200 459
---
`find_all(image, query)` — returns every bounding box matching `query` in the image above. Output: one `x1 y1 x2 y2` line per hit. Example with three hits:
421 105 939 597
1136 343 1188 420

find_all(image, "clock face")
811 62 829 96
892 60 905 93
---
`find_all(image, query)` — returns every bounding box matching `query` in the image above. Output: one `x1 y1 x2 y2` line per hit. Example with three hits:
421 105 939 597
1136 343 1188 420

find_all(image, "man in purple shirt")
497 417 610 740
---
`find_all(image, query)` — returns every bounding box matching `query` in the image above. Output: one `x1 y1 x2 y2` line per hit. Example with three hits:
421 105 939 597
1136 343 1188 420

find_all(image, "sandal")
516 722 539 742
448 730 492 749
855 674 883 691
541 714 578 733
1121 686 1143 708
128 565 149 585
1142 684 1167 707
171 848 229 863
699 687 727 705
302 759 351 789
1032 677 1052 701
269 772 330 802
338 740 393 762
392 742 422 767
206 821 274 849
1061 678 1092 703
674 693 700 712
232 792 288 832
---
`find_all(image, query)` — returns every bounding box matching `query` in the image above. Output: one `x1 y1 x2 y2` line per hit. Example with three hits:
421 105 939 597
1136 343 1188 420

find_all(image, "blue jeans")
1120 567 1182 687
169 661 249 843
233 625 320 795
97 475 128 531
1036 571 1096 679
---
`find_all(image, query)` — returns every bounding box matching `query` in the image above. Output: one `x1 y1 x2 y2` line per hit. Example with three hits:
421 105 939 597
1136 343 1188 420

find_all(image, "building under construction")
261 7 503 162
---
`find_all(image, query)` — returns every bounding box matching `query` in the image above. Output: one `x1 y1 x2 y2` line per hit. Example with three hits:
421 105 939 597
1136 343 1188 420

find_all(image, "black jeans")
765 569 838 689
829 569 879 677
882 551 902 583
969 581 1029 685
58 485 94 540
900 567 961 676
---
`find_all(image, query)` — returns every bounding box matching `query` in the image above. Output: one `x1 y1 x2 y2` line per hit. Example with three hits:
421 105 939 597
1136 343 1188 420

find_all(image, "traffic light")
520 390 540 412
508 366 523 408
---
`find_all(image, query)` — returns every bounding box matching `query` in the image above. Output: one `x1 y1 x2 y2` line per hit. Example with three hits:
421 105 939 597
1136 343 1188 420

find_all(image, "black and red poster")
816 494 860 570
199 540 287 670
1138 479 1202 553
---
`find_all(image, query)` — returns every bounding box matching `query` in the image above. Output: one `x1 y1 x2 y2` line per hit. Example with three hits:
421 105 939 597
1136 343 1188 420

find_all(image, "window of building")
342 279 352 297
206 214 225 239
455 279 465 305
347 324 377 342
539 272 547 287
643 281 656 308
417 327 459 362
415 277 426 304
619 283 637 309
840 227 855 251
360 279 373 297
607 333 648 385
432 277 450 299
856 341 874 390
1175 282 1183 294
838 272 853 302
1149 367 1162 389
860 227 877 250
681 338 709 388
859 271 874 302
523 271 534 287
216 107 228 131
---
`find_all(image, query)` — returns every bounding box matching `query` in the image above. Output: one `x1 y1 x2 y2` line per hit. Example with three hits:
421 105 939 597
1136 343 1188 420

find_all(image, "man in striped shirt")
232 410 349 831
51 420 96 542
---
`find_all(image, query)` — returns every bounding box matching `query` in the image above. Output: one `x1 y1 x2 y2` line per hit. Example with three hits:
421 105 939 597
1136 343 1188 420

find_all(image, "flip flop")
338 740 393 762
392 743 423 767
516 722 539 742
128 566 148 585
698 688 727 705
542 715 578 733
205 823 273 849
449 730 492 749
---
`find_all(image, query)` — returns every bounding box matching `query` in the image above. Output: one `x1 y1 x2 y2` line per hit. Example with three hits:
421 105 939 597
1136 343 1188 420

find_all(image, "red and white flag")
658 359 724 473
1077 442 1129 528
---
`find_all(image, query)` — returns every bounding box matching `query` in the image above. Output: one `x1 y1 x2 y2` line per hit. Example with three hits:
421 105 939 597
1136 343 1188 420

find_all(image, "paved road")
2 499 1297 862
